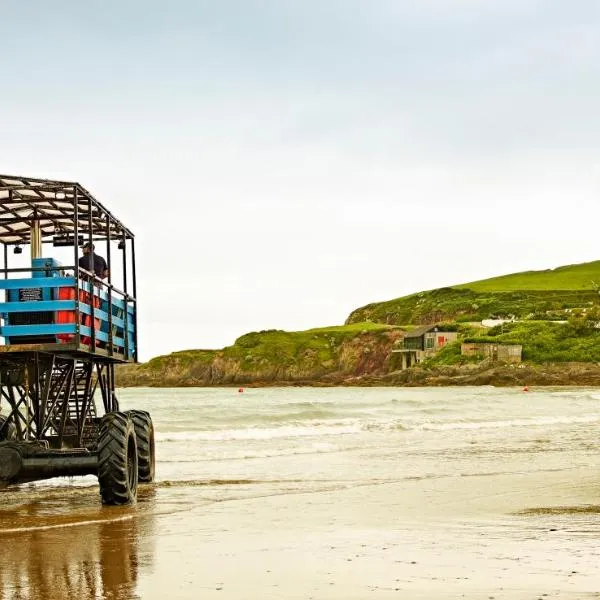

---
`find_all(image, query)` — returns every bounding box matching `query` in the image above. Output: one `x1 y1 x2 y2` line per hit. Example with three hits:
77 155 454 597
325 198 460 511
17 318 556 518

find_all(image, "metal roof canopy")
403 325 442 338
0 174 134 245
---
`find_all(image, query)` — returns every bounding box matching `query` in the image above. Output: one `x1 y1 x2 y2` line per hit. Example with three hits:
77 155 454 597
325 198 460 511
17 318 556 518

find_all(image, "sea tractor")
0 174 154 504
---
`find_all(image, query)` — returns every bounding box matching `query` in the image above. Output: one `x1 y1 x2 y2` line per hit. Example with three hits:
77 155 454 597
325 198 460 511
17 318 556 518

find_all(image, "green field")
455 261 600 292
123 322 401 386
122 260 600 385
221 323 397 370
427 317 600 365
347 261 600 326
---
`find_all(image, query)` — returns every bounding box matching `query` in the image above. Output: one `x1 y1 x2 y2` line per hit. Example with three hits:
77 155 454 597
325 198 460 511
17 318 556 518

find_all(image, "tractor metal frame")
0 174 141 491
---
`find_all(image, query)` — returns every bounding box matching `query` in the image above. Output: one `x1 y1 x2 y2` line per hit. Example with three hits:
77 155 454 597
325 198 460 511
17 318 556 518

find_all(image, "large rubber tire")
126 410 155 483
97 412 138 505
0 414 16 441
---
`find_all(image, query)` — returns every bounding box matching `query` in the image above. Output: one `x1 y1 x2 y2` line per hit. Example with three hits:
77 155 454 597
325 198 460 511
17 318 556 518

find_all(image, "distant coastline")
119 260 600 388
116 360 600 388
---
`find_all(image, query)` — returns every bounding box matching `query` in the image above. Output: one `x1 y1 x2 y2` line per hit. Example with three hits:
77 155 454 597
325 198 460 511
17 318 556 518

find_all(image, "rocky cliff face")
116 328 404 387
355 361 600 387
117 352 600 388
117 261 600 388
116 323 600 388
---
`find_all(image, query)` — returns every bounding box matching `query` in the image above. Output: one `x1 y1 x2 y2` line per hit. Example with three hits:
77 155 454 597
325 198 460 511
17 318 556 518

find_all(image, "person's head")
82 242 95 255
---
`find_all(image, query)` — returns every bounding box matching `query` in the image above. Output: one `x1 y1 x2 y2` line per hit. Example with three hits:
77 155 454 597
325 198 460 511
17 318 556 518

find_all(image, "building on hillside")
461 342 522 363
402 325 458 351
391 325 458 370
481 318 517 328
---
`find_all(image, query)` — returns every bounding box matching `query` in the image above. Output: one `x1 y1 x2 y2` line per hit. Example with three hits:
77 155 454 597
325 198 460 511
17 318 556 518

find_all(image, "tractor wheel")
126 410 155 483
97 412 138 505
0 414 16 441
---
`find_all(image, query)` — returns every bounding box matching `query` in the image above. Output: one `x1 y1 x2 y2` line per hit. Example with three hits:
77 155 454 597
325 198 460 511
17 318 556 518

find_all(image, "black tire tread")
97 412 137 505
126 410 155 483
0 414 16 441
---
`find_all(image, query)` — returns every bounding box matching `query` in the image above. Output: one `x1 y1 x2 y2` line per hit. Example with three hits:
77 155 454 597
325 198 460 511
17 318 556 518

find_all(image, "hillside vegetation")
428 315 600 367
117 260 600 387
347 261 600 325
118 324 403 386
456 261 600 292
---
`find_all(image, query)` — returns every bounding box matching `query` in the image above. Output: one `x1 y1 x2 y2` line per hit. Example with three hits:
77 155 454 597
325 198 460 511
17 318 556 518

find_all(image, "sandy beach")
1 387 599 599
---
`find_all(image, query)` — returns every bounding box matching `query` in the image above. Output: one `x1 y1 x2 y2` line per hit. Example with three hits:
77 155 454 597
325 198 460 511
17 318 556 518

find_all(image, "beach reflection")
0 487 156 600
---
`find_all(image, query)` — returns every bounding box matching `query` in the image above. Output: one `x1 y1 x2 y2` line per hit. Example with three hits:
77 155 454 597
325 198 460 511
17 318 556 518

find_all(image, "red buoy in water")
238 387 244 393
523 386 529 392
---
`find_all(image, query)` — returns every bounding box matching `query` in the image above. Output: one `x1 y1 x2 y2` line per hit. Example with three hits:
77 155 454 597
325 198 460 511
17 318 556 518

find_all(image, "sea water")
1 386 599 599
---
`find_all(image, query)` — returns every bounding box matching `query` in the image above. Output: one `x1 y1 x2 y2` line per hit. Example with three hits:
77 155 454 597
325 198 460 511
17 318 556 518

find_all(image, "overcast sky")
1 1 599 360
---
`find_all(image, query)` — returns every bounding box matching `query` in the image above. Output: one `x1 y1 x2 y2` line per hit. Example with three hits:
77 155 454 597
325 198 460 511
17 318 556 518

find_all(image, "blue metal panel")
78 305 135 331
78 304 110 323
2 324 129 346
0 269 136 351
2 324 77 336
78 326 110 343
31 257 63 278
77 281 135 313
79 281 119 303
0 301 76 313
110 296 126 311
0 277 76 289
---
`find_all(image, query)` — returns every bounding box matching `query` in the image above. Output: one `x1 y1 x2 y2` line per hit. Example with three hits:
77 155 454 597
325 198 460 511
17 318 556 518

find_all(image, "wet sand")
2 386 600 599
1 467 599 599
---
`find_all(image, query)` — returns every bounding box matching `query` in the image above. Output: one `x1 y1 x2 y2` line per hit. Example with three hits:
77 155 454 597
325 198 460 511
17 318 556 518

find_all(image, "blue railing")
0 274 136 359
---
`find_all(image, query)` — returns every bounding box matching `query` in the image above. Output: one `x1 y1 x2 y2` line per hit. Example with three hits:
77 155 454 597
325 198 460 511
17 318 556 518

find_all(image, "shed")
402 325 458 352
461 342 522 363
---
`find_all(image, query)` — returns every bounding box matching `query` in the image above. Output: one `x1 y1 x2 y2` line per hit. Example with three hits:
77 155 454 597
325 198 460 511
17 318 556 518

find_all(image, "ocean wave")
414 414 600 431
161 441 359 461
362 421 408 432
156 422 361 442
154 411 600 442
174 407 345 427
254 408 341 422
283 401 337 409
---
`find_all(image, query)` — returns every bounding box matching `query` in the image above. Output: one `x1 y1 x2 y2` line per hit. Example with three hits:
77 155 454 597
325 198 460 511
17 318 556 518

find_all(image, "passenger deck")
0 174 138 364
0 270 136 362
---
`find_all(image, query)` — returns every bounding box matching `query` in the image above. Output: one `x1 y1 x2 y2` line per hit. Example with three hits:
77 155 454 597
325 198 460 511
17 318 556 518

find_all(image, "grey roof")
0 174 133 244
403 325 445 338
404 325 435 338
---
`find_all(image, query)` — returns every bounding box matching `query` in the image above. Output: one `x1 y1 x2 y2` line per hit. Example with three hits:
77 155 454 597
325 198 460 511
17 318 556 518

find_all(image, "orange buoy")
523 386 529 392
238 388 244 393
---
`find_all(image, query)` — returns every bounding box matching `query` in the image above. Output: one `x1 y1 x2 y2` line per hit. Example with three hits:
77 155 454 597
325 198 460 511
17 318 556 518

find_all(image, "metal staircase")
43 361 99 448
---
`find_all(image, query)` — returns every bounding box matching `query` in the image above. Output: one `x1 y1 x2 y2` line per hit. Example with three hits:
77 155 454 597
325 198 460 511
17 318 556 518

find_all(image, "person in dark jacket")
79 242 108 279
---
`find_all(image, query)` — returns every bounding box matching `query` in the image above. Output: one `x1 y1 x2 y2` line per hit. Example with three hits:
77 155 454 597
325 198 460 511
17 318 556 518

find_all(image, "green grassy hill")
347 261 600 326
118 324 403 386
428 318 600 366
455 261 600 292
118 260 600 386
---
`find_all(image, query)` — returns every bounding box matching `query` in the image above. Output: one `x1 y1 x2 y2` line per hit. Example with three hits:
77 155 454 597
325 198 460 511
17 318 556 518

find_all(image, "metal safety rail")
0 265 136 361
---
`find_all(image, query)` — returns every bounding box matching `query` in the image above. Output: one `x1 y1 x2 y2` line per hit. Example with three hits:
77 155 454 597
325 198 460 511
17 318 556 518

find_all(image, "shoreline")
3 386 600 600
116 361 600 388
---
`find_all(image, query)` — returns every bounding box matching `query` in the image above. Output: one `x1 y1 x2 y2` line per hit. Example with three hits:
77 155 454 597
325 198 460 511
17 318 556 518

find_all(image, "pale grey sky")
1 1 599 359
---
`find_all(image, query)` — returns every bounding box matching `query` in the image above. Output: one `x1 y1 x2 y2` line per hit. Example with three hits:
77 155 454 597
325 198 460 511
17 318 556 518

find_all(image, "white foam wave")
155 412 600 442
415 414 600 431
156 423 361 442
